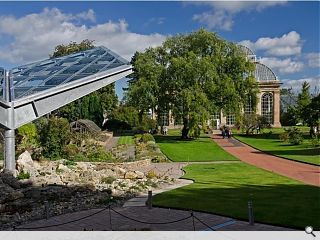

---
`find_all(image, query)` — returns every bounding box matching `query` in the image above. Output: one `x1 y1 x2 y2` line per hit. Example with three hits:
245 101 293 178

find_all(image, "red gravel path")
212 134 320 187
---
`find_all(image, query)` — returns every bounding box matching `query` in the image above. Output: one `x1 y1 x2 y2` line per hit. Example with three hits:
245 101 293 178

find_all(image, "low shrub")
286 127 304 145
310 135 320 147
62 144 79 160
141 133 155 143
279 132 289 142
64 159 76 166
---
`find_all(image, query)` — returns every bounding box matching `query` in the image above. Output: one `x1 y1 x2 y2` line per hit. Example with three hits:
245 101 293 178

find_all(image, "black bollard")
147 190 153 209
248 200 254 225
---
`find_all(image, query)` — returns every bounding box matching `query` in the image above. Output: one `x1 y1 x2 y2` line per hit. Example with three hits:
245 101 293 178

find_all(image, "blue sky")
0 1 319 98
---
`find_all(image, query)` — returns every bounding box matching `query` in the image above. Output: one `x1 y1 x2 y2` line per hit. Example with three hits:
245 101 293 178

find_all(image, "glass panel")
9 46 127 99
226 114 236 126
261 93 273 124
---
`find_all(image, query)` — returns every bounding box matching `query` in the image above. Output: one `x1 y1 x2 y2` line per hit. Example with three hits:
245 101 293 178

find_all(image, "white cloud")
239 31 302 57
0 8 166 64
260 57 304 74
145 17 165 26
282 76 320 93
76 9 96 22
191 1 287 31
306 52 320 68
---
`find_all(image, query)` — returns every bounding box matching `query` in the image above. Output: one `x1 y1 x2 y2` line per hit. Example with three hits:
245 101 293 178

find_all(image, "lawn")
234 133 320 165
153 163 320 229
155 130 238 162
117 136 134 145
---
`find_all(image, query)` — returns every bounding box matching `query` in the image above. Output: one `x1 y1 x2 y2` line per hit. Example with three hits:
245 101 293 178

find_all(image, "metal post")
44 201 50 219
248 200 254 225
4 70 15 174
4 129 15 173
147 190 152 209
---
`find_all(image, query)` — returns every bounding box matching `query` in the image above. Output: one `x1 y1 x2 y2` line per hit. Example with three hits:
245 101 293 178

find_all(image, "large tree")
297 81 312 125
51 40 118 126
126 29 258 138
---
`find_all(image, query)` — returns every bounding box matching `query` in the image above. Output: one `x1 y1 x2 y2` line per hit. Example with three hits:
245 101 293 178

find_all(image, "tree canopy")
126 29 258 137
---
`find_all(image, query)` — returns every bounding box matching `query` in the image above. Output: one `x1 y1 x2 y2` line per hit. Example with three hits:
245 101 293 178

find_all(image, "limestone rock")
114 166 126 178
134 171 144 179
16 151 40 177
124 171 138 179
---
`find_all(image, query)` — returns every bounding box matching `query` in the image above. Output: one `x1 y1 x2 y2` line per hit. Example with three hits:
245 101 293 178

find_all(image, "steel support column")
3 69 15 173
4 129 15 173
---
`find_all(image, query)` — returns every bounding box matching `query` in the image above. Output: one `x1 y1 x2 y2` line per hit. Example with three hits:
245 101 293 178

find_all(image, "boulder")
76 162 95 171
134 171 144 179
6 191 24 201
16 151 40 177
0 172 20 189
124 171 138 179
113 166 126 178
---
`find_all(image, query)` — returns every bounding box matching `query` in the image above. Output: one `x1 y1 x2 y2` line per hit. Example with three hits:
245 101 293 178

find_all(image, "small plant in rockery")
146 179 158 188
151 155 168 163
146 170 158 179
63 159 76 167
134 134 142 142
146 141 158 151
85 142 114 162
16 171 30 180
101 176 116 184
62 144 79 160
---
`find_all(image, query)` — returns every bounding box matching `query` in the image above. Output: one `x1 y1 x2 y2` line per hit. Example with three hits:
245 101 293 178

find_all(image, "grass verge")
117 136 134 145
234 134 320 165
155 130 238 162
153 163 320 229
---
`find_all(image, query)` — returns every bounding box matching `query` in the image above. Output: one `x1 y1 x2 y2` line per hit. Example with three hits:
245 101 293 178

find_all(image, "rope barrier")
110 207 193 225
193 215 216 231
13 205 233 231
14 207 109 230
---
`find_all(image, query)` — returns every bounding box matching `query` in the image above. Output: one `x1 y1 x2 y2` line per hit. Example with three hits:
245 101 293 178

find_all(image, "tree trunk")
181 117 189 139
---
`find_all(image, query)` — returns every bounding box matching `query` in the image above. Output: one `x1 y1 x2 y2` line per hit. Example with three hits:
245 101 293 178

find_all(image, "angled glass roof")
9 46 129 100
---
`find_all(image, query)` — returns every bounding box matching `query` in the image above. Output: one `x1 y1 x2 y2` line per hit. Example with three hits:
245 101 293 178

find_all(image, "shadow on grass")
155 135 211 144
153 182 320 230
252 148 320 157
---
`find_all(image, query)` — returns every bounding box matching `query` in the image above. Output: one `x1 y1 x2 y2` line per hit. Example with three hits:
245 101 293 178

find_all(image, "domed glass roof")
254 62 277 82
238 45 255 55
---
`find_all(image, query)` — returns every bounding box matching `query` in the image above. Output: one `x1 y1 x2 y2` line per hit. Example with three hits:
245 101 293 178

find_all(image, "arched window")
261 93 273 124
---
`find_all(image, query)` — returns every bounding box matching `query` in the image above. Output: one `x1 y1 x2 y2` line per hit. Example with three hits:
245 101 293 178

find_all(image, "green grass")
234 133 320 165
153 163 320 229
155 130 238 162
117 136 134 145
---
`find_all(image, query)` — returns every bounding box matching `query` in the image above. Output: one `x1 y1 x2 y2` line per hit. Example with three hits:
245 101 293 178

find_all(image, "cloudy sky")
0 1 319 98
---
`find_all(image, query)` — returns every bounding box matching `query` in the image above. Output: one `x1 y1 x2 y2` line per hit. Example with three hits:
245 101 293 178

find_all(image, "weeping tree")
126 29 258 138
